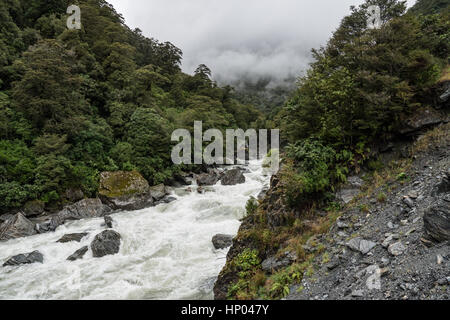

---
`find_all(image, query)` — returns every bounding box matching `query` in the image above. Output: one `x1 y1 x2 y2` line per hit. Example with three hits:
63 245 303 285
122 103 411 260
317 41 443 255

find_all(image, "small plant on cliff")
233 249 261 277
245 196 259 216
282 139 339 208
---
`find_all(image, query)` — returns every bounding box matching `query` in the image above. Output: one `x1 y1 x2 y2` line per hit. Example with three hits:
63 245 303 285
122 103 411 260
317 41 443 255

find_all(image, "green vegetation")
224 0 450 300
275 0 449 209
0 0 261 213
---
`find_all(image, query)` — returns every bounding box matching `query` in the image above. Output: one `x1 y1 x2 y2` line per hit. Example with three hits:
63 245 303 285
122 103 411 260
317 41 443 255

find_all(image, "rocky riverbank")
214 121 450 300
0 165 249 269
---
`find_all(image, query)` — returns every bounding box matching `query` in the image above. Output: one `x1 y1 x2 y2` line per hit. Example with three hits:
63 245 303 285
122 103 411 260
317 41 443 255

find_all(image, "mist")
107 0 416 86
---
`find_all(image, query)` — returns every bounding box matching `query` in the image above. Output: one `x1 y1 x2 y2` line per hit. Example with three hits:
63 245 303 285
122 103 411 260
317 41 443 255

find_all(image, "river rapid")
0 160 270 300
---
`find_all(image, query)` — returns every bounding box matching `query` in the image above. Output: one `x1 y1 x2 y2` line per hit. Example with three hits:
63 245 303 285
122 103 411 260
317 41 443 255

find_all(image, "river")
0 160 270 299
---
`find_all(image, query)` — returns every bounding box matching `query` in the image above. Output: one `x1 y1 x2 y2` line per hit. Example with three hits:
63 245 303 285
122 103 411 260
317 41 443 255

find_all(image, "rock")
431 173 450 196
403 197 415 208
23 200 45 217
437 254 444 265
196 172 220 186
346 238 377 255
0 212 37 241
326 260 340 270
91 230 121 258
99 171 150 197
221 168 246 186
0 213 14 224
67 246 88 261
154 196 176 206
423 200 450 242
257 187 269 200
365 265 382 290
440 85 450 102
408 191 419 199
351 289 364 297
3 251 43 267
99 171 152 210
45 198 111 232
388 241 407 256
261 252 296 272
57 233 88 243
149 184 168 201
399 106 445 135
347 176 364 188
212 234 234 249
337 221 349 229
336 188 360 204
336 176 363 204
64 189 84 202
103 215 113 228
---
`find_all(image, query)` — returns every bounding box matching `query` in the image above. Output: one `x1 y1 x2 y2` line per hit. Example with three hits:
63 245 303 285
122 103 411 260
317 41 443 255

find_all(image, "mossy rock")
99 171 150 198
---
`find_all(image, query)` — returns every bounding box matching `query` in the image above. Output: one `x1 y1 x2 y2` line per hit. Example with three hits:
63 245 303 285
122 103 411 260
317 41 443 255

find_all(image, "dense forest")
216 0 449 300
273 0 449 208
0 0 262 213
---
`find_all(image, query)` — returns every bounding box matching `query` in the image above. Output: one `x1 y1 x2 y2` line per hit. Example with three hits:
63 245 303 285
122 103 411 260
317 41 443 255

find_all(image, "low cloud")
108 0 416 85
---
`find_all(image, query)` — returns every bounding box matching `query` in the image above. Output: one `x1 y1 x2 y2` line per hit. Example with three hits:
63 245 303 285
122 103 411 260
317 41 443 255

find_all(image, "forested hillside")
0 0 261 213
215 0 449 300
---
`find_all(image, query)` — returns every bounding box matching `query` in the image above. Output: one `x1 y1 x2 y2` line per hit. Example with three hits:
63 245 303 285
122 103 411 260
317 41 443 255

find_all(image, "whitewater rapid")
0 160 270 300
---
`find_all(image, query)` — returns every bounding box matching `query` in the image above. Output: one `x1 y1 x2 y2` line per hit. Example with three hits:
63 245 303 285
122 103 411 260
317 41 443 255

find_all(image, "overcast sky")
107 0 416 84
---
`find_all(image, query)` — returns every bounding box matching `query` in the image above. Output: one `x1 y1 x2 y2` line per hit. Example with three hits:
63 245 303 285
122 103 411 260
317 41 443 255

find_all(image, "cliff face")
214 118 450 300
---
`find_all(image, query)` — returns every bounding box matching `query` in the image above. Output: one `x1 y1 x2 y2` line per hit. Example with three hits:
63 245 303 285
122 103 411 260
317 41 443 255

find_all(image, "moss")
98 170 149 198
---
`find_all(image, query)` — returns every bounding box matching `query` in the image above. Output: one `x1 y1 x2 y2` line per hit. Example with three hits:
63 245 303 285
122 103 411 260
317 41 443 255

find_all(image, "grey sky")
107 0 416 84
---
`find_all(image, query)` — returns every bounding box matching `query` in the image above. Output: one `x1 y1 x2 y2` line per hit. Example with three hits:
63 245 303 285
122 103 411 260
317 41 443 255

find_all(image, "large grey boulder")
196 172 220 186
0 212 37 241
3 250 43 267
98 171 153 211
424 200 450 242
91 230 121 258
212 234 233 249
221 168 246 186
37 198 111 233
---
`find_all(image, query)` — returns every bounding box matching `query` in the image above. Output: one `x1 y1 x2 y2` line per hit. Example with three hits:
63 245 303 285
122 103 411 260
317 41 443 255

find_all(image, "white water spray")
0 160 269 300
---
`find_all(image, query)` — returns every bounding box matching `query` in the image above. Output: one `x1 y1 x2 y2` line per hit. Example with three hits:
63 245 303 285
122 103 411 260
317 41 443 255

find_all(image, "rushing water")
0 160 270 300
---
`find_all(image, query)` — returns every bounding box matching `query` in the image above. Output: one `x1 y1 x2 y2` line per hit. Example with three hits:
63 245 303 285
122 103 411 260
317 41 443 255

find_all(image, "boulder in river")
424 200 450 242
212 234 234 249
37 198 111 233
0 212 37 241
221 168 246 186
67 246 88 261
3 250 43 267
103 215 114 228
91 230 121 258
196 172 220 186
57 233 88 243
98 171 153 211
149 184 169 201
